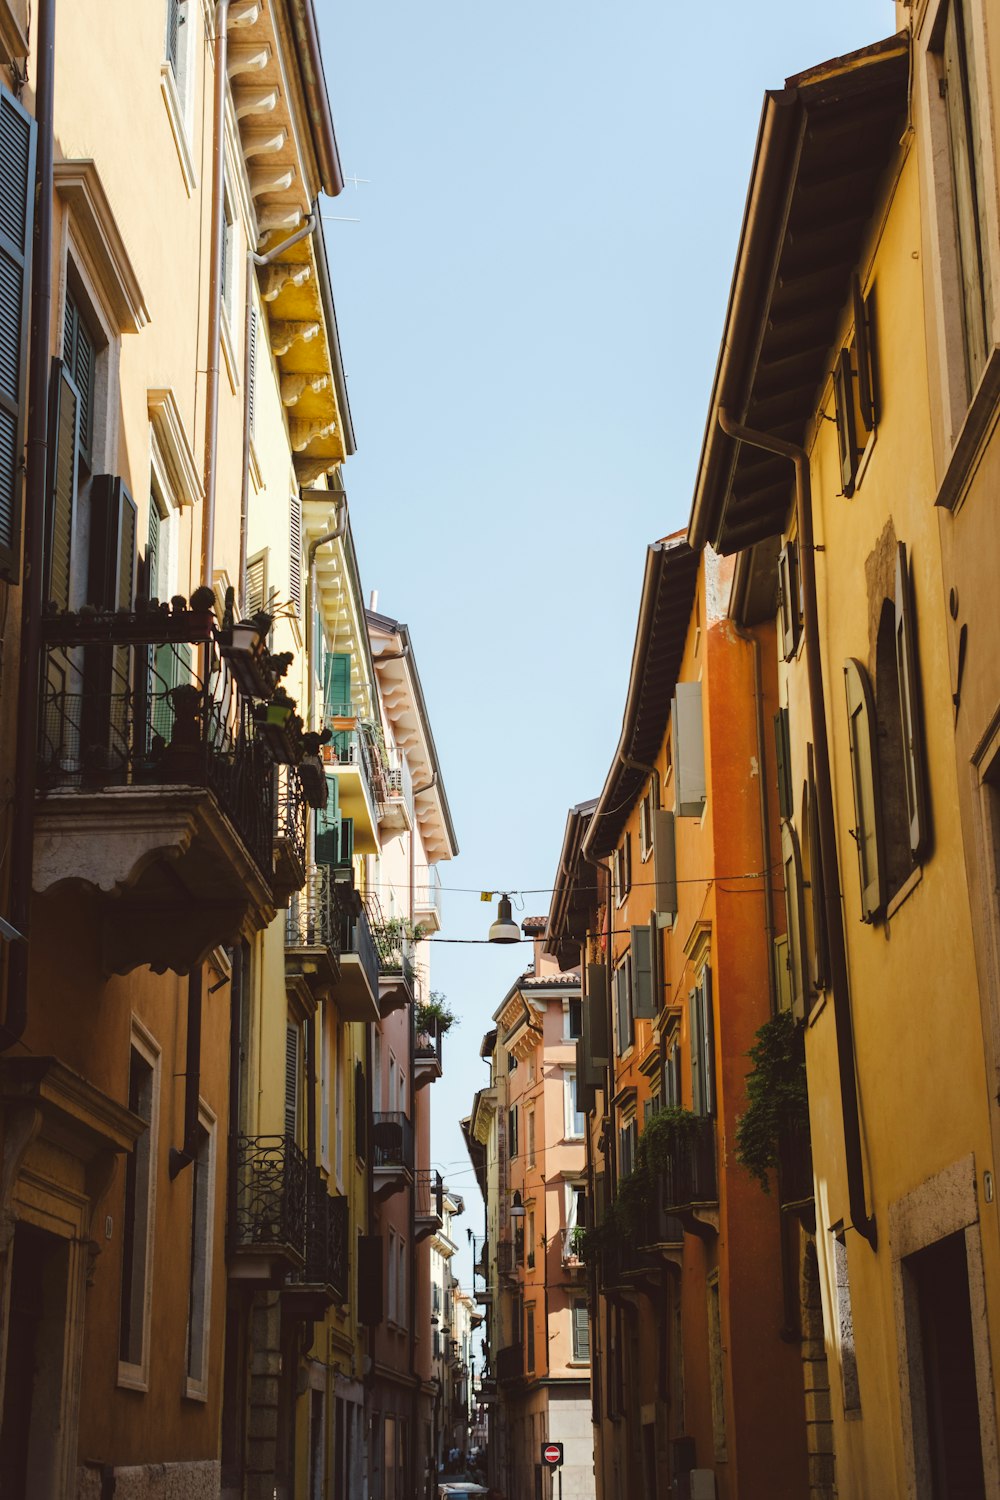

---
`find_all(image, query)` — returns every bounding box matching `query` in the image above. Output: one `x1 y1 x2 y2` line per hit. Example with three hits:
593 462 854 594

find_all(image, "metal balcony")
283 1170 349 1318
414 1169 444 1241
414 1014 444 1088
778 1115 814 1218
35 631 275 974
655 1115 719 1238
413 864 443 933
378 753 412 838
285 864 341 999
321 714 383 854
372 1111 414 1201
366 894 415 1016
495 1344 524 1384
273 763 307 907
332 883 380 1022
229 1133 308 1281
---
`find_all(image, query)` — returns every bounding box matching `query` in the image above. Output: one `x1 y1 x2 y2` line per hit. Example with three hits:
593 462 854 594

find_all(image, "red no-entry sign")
542 1443 563 1468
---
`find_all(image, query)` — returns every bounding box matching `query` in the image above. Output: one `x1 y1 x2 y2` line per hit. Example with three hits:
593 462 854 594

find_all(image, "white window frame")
117 1019 161 1392
563 1069 584 1140
639 788 654 861
184 1100 216 1402
160 0 198 194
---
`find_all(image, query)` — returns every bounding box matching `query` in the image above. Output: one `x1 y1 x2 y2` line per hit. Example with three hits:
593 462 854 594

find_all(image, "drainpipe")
305 492 348 729
238 214 318 613
717 407 877 1250
201 0 233 588
730 621 778 1014
2 0 56 1053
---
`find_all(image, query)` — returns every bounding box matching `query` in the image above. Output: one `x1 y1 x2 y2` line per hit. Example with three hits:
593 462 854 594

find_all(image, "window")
246 549 268 618
618 1116 638 1178
0 84 36 582
526 1209 535 1270
221 187 236 326
119 1029 159 1386
63 284 96 465
525 1304 535 1372
508 1105 518 1159
354 1059 366 1162
639 789 654 861
778 542 802 659
673 682 706 816
834 278 878 497
289 490 302 615
565 997 582 1040
844 657 884 920
564 1071 584 1139
526 1106 535 1167
572 1299 590 1363
774 706 793 820
396 1236 407 1330
780 820 808 1019
689 967 715 1117
186 1110 215 1398
934 0 992 401
387 1227 398 1324
166 0 189 93
285 1021 301 1143
631 924 656 1018
613 956 634 1054
612 833 632 907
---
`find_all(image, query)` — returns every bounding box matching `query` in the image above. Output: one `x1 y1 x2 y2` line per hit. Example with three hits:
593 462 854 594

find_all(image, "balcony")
561 1226 586 1273
334 885 380 1022
371 1111 414 1201
35 629 275 974
283 1170 349 1319
414 1169 444 1242
778 1115 814 1225
321 714 383 854
366 896 415 1016
599 1236 661 1293
273 764 307 907
495 1343 524 1385
285 865 341 1000
496 1240 516 1278
229 1133 307 1282
413 864 443 934
378 753 412 839
414 1014 444 1088
656 1115 719 1237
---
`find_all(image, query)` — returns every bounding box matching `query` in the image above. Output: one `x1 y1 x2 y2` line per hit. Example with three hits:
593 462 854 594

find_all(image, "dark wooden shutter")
315 772 339 864
573 1302 590 1362
354 1059 366 1161
778 543 801 660
576 1036 597 1112
688 986 702 1114
623 832 632 894
284 1022 300 1141
807 749 829 992
774 707 793 820
289 490 302 615
631 925 655 1019
895 543 929 858
358 1234 384 1324
835 346 858 497
652 809 677 927
852 275 876 431
700 968 715 1117
844 657 884 920
146 498 161 598
338 816 354 866
781 819 808 1020
323 652 352 717
587 963 609 1066
673 682 706 816
0 86 36 582
45 361 80 611
63 288 96 460
88 475 137 610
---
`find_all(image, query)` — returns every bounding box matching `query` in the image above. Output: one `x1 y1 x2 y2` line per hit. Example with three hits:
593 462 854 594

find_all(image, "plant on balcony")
735 1010 809 1191
416 991 457 1034
578 1107 702 1262
382 915 429 947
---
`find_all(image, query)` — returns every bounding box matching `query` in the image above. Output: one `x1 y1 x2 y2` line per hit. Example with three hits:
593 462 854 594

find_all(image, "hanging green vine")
734 1010 809 1192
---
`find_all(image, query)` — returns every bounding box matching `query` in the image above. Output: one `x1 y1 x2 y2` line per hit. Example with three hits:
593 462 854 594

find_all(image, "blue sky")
316 0 892 1285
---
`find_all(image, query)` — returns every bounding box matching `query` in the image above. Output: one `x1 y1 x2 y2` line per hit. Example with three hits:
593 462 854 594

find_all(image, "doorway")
0 1222 71 1498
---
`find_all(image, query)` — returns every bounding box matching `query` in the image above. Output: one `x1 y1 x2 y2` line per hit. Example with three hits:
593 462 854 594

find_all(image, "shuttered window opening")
652 809 677 927
0 85 36 582
613 957 633 1054
780 819 808 1020
673 682 706 816
63 286 97 463
166 0 185 78
289 490 302 615
895 543 929 859
586 963 609 1067
45 360 80 612
354 1060 366 1162
285 1022 300 1142
247 304 257 438
806 749 830 993
689 968 715 1117
774 707 793 820
572 1299 591 1363
844 657 885 921
778 543 802 660
631 925 656 1019
88 476 137 612
246 549 267 618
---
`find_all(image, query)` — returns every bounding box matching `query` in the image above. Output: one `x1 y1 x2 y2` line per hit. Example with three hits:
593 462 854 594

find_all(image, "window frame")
563 1069 584 1140
184 1101 216 1401
117 1020 161 1392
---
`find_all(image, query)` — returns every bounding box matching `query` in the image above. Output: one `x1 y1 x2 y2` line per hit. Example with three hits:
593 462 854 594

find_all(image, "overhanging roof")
689 33 909 555
584 535 700 860
544 799 599 966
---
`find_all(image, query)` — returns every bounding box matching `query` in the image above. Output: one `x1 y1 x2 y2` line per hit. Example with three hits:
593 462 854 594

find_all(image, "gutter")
286 0 344 197
718 407 876 1250
3 0 55 1052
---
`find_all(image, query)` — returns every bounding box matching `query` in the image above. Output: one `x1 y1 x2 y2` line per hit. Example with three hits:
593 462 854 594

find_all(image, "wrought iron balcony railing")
230 1133 308 1265
286 863 343 955
415 1169 444 1223
657 1115 718 1214
371 1112 415 1174
778 1115 814 1208
496 1343 524 1384
599 1236 660 1289
496 1240 515 1275
273 763 307 893
337 887 379 991
38 638 274 881
365 896 415 986
302 1174 349 1302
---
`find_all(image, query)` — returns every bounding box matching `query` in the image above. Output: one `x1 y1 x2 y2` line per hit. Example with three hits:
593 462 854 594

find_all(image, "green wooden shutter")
835 347 858 497
63 288 96 460
844 658 885 920
0 86 36 582
338 816 354 866
673 682 706 816
587 963 609 1066
774 707 793 820
895 543 929 859
781 819 808 1020
631 925 655 1019
323 652 352 717
852 275 876 431
315 772 339 864
45 361 80 611
88 475 137 610
652 809 677 927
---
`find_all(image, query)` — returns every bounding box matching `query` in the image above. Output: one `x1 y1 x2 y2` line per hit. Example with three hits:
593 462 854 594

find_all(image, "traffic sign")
541 1443 563 1468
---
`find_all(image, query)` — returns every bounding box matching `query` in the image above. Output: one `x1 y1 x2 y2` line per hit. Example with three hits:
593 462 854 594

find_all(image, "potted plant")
415 992 457 1035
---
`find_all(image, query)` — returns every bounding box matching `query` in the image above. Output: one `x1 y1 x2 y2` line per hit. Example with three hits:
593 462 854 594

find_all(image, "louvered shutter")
45 361 80 611
835 347 858 497
289 489 302 615
673 682 706 816
358 1234 384 1324
576 1037 596 1112
248 303 257 439
338 817 354 866
774 707 793 819
807 755 829 992
895 543 929 858
323 652 352 718
781 820 808 1019
354 1059 366 1161
166 0 182 75
844 658 884 920
778 543 801 660
63 289 96 460
0 87 36 582
689 987 703 1115
88 476 137 610
852 275 876 431
284 1022 300 1141
652 809 677 927
586 963 609 1066
700 968 716 1117
246 551 266 617
315 772 339 864
573 1301 590 1362
146 499 160 598
631 925 655 1018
